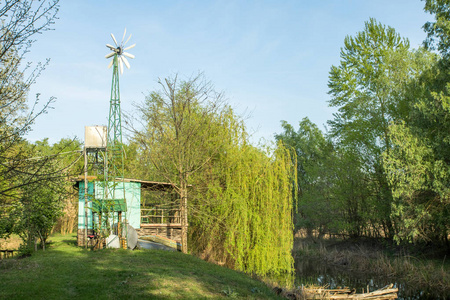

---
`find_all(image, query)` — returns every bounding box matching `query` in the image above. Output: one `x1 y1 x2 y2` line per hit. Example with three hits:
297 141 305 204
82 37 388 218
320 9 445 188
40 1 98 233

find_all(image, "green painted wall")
77 181 94 230
78 181 141 230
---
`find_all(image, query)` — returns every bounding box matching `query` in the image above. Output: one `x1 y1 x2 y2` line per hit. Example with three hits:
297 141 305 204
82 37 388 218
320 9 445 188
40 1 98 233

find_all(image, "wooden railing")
141 208 181 225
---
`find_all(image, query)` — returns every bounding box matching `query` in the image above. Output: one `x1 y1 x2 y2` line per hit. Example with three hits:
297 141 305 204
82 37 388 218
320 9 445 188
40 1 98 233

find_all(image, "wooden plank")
140 223 182 228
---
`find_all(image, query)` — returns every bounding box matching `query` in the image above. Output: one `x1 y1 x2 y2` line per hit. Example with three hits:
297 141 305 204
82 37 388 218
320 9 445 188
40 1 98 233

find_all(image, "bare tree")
0 0 60 238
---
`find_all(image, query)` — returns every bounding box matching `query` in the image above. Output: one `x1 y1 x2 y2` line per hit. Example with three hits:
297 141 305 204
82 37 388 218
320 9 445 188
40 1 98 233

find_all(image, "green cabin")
74 178 181 247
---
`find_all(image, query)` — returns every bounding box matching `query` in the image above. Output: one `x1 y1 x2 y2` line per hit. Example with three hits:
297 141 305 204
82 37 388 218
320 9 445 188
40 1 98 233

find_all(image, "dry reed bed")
293 239 449 297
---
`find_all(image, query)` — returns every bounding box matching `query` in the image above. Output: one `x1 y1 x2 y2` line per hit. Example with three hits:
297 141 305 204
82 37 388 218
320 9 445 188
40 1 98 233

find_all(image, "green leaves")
132 74 295 277
328 18 413 151
423 0 450 57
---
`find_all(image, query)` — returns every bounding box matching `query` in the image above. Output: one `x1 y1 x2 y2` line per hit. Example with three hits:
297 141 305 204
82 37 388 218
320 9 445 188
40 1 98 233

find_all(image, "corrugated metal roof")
71 176 177 190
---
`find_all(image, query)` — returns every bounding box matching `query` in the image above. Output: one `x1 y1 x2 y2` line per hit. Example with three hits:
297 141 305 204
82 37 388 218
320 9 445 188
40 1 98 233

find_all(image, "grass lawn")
0 234 281 299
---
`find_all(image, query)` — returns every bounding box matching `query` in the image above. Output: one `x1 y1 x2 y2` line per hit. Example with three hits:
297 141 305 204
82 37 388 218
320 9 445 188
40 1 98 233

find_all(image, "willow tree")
131 74 227 253
190 132 296 277
131 74 295 277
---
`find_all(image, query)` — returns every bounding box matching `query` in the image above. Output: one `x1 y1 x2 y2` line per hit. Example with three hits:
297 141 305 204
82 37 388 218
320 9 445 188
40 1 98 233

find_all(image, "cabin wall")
77 181 141 246
94 181 141 228
77 181 94 230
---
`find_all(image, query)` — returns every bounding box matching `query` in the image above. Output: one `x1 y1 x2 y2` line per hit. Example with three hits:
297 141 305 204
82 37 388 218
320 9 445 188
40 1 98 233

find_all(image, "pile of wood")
277 284 398 300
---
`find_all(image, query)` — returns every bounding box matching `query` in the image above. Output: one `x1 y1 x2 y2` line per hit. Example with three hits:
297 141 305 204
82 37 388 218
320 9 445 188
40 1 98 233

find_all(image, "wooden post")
118 211 122 238
98 212 102 250
84 147 88 249
180 186 188 253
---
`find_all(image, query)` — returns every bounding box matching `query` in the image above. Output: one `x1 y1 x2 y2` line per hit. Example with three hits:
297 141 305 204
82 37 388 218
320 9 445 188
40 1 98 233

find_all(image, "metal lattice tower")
105 54 125 191
101 29 135 247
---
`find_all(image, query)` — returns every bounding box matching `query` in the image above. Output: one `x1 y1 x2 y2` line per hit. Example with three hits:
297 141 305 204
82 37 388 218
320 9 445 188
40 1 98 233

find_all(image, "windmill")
99 29 135 248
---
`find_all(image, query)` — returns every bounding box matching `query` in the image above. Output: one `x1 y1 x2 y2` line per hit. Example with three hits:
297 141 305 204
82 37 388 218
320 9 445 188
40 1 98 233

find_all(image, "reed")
293 238 450 297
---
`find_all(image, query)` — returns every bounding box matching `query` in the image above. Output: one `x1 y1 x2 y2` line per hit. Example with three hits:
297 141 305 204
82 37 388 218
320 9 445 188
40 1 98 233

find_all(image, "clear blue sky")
25 0 433 144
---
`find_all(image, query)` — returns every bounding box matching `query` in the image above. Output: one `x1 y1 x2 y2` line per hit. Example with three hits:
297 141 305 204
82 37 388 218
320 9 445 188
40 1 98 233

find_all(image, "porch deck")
136 208 182 243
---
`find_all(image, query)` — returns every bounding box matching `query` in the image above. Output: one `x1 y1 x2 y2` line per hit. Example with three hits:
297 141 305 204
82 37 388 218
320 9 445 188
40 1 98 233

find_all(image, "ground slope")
0 234 280 300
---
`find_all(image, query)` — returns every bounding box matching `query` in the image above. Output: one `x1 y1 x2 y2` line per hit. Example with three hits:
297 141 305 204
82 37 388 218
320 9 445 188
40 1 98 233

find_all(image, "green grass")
0 234 281 299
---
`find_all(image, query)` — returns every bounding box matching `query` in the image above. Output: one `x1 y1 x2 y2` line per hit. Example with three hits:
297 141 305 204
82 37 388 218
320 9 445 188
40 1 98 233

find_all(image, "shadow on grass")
0 234 278 299
61 239 77 247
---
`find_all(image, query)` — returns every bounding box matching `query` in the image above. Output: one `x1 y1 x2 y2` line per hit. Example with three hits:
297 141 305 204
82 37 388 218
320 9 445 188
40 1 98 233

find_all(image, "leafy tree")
327 18 424 238
11 138 81 251
190 123 295 277
275 118 377 239
130 74 295 277
130 74 227 253
15 177 64 251
275 118 334 236
382 1 450 246
0 0 60 238
423 0 450 57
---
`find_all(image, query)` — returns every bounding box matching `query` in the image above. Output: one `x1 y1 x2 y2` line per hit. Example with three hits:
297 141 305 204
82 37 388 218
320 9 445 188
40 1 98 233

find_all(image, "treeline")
276 1 449 248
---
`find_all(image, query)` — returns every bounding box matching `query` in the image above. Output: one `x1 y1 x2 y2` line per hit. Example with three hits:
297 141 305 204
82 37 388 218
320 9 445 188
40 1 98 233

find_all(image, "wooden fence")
141 208 181 225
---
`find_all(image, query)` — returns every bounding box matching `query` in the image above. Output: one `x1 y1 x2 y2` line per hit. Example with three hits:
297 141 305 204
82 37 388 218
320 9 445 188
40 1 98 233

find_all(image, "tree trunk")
180 185 188 253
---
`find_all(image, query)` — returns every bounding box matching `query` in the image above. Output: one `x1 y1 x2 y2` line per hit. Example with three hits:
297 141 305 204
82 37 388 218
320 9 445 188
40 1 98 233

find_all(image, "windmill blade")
124 33 132 45
122 28 127 44
108 59 114 69
124 43 136 51
123 52 135 59
121 55 131 69
106 44 116 50
105 52 115 59
111 33 118 46
119 57 124 74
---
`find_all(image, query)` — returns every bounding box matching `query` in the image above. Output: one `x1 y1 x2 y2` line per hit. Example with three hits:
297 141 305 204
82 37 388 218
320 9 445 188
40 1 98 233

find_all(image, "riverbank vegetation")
293 235 449 298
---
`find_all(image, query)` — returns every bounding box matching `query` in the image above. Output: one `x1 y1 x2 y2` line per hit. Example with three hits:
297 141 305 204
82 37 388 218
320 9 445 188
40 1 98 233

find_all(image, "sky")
24 0 434 145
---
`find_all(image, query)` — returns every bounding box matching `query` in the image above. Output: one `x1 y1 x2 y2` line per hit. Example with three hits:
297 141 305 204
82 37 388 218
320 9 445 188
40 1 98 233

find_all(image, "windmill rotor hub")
105 28 135 74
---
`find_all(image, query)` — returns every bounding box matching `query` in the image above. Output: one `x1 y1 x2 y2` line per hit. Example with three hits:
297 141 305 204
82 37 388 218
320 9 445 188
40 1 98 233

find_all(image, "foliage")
278 15 448 247
130 74 295 277
130 73 227 253
326 18 433 240
328 18 412 151
11 139 82 250
191 140 295 277
275 119 376 239
0 0 60 238
275 118 335 235
423 0 450 57
383 13 450 245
